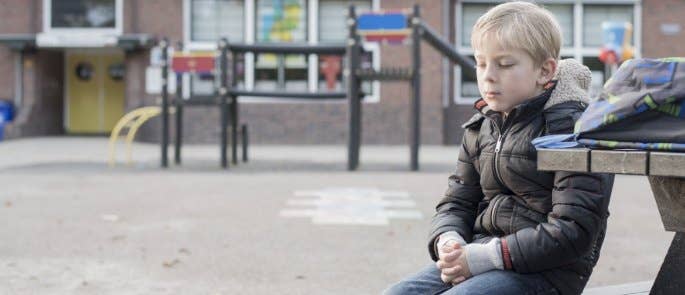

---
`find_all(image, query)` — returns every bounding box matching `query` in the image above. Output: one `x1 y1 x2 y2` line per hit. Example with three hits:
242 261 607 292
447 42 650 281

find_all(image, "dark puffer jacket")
428 59 615 295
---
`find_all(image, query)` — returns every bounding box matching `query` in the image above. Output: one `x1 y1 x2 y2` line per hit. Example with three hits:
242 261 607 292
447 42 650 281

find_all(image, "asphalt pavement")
0 137 672 294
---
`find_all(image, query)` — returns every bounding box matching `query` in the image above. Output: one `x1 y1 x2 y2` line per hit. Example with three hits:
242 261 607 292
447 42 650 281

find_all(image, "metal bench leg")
650 232 685 295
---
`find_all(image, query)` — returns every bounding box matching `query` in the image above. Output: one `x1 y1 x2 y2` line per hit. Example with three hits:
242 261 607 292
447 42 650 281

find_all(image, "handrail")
417 20 477 80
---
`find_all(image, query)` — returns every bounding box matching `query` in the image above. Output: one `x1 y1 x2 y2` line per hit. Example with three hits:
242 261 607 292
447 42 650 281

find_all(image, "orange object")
319 55 341 90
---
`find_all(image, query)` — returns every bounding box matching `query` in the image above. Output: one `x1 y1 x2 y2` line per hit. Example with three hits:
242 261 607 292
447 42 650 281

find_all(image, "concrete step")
583 281 653 295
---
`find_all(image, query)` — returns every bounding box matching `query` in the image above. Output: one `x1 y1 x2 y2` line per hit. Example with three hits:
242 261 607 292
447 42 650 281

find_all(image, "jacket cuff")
464 238 504 276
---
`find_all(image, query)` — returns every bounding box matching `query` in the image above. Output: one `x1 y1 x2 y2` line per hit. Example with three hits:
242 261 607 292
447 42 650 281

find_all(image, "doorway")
65 50 125 134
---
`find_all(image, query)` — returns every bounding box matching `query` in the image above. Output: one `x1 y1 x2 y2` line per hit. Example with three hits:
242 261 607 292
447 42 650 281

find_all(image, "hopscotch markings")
279 187 423 226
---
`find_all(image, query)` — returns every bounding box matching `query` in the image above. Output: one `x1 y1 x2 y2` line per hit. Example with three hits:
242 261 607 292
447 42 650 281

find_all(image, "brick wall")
7 0 675 145
641 0 685 58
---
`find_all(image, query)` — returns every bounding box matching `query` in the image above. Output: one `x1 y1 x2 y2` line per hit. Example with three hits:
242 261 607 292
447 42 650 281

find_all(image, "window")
583 5 633 47
319 0 372 43
459 55 478 98
255 54 309 91
184 0 378 101
256 0 307 43
191 0 244 42
460 4 493 47
543 4 573 47
51 0 116 28
254 0 308 91
460 3 572 48
454 1 639 104
583 56 606 100
318 0 373 93
190 53 246 96
44 0 122 33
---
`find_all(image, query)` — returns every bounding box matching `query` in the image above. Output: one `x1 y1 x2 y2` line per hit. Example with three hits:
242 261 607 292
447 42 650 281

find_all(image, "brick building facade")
0 0 681 145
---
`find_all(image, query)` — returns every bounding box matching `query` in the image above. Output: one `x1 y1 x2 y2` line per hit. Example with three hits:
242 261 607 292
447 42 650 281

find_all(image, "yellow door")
66 51 125 133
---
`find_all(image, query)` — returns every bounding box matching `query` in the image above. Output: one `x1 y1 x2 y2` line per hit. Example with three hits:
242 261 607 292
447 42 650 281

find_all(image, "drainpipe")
14 51 23 108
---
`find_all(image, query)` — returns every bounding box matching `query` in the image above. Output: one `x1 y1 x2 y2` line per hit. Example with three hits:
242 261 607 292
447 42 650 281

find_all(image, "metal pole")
160 38 169 168
174 42 183 165
410 5 421 171
219 38 229 169
346 5 361 171
242 124 248 162
231 51 239 165
174 76 183 165
417 20 476 80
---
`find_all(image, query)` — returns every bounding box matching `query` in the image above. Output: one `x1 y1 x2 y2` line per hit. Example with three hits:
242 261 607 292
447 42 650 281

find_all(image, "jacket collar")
474 80 557 122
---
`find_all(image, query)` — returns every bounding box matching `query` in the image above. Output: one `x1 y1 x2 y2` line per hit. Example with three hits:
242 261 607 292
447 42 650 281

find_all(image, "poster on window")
257 0 306 42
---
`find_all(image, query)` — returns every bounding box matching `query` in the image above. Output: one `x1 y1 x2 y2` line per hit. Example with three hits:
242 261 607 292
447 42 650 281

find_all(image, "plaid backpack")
533 57 685 151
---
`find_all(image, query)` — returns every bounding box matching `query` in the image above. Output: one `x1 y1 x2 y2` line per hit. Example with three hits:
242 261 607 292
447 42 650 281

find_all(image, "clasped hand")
436 240 472 285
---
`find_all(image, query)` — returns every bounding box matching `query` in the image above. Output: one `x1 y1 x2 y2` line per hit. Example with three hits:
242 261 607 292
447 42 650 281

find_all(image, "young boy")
383 2 614 295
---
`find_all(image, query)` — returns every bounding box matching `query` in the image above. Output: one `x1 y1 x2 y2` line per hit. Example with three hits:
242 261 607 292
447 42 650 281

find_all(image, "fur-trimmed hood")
544 58 592 110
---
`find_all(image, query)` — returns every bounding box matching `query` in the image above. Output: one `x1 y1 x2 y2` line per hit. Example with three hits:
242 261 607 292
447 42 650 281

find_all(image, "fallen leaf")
178 248 191 255
111 235 126 241
163 259 180 268
4 201 11 208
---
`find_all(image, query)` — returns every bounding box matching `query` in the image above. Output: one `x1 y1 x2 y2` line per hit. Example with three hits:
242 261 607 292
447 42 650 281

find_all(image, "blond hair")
471 1 561 65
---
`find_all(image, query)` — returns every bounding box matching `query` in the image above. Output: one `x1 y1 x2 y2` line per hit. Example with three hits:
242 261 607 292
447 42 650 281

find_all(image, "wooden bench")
538 149 685 295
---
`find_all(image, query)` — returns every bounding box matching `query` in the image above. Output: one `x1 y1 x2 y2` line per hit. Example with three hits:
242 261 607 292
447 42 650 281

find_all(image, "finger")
436 260 455 270
441 241 462 253
442 250 463 262
444 240 458 249
441 265 463 276
441 273 456 284
441 245 454 254
450 276 466 285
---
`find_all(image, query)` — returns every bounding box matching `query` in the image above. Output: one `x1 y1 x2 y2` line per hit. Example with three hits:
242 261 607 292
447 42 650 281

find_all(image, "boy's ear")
537 58 557 85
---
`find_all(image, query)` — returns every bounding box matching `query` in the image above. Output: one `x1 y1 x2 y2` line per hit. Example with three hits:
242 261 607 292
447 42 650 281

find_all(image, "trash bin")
0 100 15 141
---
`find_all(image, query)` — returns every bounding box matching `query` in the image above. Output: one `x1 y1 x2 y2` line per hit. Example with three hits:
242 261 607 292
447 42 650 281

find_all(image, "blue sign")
358 12 407 31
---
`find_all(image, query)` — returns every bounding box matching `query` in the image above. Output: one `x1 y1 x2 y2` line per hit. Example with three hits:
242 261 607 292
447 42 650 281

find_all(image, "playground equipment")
346 5 476 171
599 21 634 75
108 106 174 167
147 4 475 171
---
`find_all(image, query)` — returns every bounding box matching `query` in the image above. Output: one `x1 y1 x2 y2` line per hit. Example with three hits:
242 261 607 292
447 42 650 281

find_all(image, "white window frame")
453 0 641 105
183 0 381 103
43 0 123 35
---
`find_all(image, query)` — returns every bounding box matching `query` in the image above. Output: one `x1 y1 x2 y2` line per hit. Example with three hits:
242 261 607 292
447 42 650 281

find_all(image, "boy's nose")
482 67 497 82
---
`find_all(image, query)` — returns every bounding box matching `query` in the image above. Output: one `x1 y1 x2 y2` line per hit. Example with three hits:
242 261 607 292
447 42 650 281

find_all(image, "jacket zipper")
489 195 503 234
490 117 511 235
493 130 508 191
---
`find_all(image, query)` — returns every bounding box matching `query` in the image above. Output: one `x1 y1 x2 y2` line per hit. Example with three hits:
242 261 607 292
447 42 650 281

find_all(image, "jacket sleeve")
428 127 485 261
502 171 613 272
503 102 614 273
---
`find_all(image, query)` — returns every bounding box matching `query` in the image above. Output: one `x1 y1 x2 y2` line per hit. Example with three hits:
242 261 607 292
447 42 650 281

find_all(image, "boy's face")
474 36 554 115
